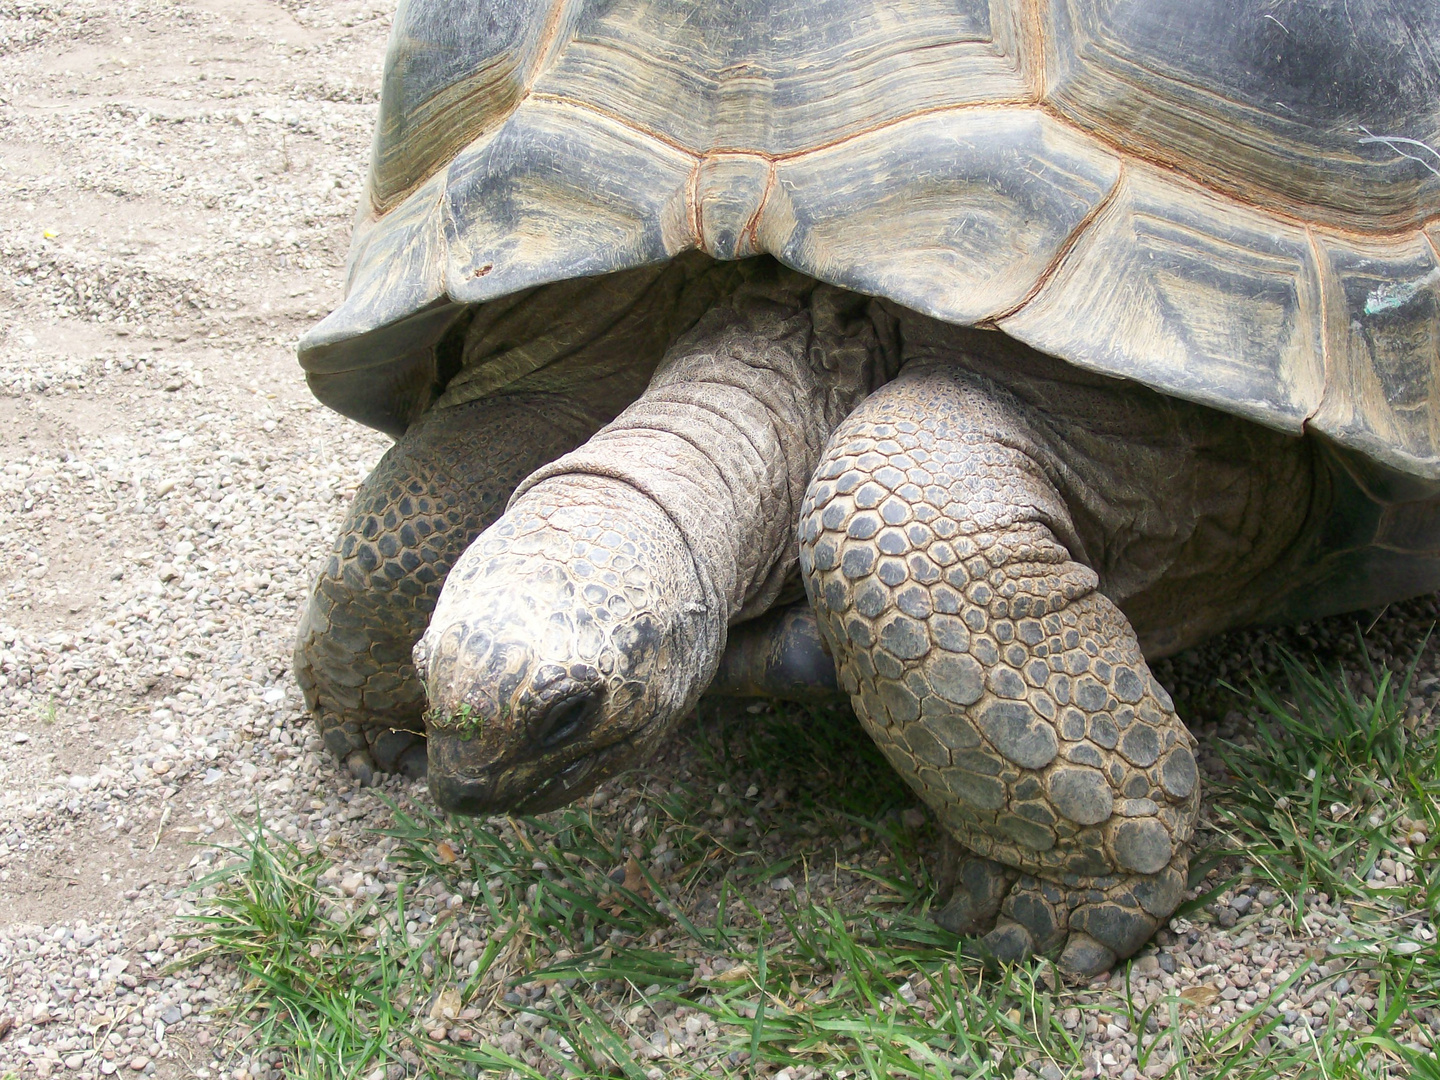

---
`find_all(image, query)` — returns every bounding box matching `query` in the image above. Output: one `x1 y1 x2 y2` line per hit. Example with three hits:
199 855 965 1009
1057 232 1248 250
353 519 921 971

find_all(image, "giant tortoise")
294 0 1440 976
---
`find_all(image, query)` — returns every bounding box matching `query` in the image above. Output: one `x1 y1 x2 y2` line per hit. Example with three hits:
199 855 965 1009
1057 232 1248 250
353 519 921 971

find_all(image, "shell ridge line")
567 33 721 96
686 159 703 249
766 100 1032 163
436 153 463 304
1042 39 1440 234
1423 226 1440 268
873 34 1011 60
1301 225 1333 435
525 0 574 87
989 159 1127 325
1076 36 1300 115
741 159 777 254
369 0 572 218
1033 95 1440 243
531 93 1051 165
530 91 704 158
1023 0 1049 99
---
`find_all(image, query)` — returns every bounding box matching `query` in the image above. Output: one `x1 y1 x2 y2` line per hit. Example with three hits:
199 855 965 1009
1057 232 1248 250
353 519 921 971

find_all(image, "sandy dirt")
1 1 393 1074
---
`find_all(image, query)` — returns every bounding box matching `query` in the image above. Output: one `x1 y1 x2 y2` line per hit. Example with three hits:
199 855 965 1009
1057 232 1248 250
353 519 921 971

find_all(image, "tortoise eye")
535 690 603 749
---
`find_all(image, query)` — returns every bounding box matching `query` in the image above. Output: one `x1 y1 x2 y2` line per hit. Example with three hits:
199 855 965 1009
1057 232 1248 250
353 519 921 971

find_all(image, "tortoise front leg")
798 362 1201 979
708 602 845 705
294 394 603 782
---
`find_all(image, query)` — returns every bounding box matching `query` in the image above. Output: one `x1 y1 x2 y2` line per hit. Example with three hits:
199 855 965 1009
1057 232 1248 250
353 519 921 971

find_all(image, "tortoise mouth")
427 734 634 815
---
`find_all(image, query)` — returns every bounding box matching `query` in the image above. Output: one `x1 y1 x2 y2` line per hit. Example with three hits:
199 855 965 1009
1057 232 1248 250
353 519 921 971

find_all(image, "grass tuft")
184 667 1439 1078
1208 632 1439 1069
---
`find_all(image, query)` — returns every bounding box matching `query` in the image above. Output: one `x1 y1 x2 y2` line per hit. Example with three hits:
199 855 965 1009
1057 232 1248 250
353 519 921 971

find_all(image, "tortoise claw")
1059 932 1118 981
345 749 377 786
933 850 1017 936
982 920 1036 966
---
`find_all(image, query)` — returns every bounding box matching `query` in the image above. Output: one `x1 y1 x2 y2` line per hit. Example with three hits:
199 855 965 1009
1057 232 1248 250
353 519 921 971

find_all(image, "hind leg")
295 395 602 782
799 363 1201 978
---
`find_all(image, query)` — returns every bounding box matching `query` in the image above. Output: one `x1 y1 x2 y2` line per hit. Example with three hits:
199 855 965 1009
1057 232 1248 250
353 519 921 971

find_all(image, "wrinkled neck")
512 265 900 626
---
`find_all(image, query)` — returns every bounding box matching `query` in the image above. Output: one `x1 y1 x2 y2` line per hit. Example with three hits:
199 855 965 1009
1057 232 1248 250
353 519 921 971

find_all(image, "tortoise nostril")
535 689 603 749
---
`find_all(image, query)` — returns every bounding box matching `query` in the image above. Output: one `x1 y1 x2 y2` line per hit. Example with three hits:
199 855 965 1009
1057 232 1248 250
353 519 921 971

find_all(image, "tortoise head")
415 476 722 815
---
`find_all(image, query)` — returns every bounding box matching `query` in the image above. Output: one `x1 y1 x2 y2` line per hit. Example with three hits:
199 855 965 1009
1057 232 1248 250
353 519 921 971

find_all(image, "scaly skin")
293 394 603 780
798 362 1202 978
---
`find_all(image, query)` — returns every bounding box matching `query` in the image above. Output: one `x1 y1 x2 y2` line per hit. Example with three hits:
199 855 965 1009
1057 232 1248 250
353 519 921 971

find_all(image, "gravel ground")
0 2 393 1075
0 2 1436 1078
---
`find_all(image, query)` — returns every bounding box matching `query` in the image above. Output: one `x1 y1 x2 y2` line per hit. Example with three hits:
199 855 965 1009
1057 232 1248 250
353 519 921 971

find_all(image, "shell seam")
740 161 778 254
1034 54 1440 242
1303 226 1334 434
370 0 570 218
686 160 703 249
1023 0 1048 99
528 0 571 81
528 90 1440 244
530 91 1037 164
988 161 1128 326
531 91 705 160
1035 95 1440 241
369 86 528 218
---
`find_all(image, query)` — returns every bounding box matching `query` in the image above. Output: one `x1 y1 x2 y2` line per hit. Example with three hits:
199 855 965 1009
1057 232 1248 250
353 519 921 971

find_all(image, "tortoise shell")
300 0 1440 488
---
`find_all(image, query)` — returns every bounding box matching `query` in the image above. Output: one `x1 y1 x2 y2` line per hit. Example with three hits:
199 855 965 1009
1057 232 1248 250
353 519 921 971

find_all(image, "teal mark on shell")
1364 267 1440 315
